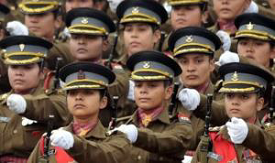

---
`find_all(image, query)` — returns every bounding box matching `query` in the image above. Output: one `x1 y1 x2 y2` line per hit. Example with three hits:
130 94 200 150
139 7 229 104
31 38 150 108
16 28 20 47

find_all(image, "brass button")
13 130 17 134
137 155 142 160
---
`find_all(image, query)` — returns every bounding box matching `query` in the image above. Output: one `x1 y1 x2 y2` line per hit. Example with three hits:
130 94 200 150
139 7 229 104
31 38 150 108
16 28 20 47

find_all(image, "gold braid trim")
19 2 59 13
68 24 107 35
168 0 207 5
236 29 275 40
65 79 108 88
222 81 263 88
173 43 214 54
219 87 255 93
4 52 45 59
121 13 159 25
131 74 167 80
4 57 41 65
174 48 212 57
64 85 103 90
132 68 171 78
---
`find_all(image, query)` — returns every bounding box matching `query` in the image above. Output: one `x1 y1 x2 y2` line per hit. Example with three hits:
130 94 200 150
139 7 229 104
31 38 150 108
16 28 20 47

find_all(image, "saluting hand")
178 88 200 111
50 129 74 150
226 117 249 144
7 94 27 114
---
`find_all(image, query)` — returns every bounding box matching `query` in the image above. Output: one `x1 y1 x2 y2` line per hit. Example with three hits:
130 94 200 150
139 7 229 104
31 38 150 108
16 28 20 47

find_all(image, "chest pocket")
12 120 46 155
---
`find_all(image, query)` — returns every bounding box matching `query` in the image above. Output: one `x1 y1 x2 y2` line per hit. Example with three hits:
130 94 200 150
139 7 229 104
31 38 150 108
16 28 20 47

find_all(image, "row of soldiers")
0 0 275 162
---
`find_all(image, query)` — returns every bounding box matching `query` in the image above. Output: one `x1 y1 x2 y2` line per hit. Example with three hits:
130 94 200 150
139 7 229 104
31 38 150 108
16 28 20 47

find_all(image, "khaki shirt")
118 108 193 163
28 121 131 163
176 82 216 150
0 83 69 158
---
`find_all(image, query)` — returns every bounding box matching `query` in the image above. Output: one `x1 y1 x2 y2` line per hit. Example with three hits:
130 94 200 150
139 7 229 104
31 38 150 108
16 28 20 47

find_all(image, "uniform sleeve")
242 124 275 161
67 132 131 163
133 122 193 156
193 94 229 126
22 93 70 127
27 142 41 163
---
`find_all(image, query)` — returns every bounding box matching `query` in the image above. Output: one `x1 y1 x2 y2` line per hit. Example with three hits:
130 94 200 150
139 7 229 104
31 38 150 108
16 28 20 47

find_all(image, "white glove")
226 117 249 144
107 0 124 13
112 124 138 143
244 1 259 13
50 129 74 150
178 88 200 111
62 27 71 38
7 94 27 114
127 80 135 101
216 30 231 51
216 51 240 66
163 1 172 15
6 21 29 36
22 117 37 126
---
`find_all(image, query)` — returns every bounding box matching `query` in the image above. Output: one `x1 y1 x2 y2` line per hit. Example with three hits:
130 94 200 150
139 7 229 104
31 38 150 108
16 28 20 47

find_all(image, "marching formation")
0 0 274 162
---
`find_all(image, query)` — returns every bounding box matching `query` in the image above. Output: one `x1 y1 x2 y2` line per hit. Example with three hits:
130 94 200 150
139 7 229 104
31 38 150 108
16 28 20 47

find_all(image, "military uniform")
28 61 131 163
192 62 275 162
0 36 69 162
115 0 168 66
168 27 222 152
115 51 193 163
28 120 130 163
65 7 131 122
18 0 74 70
161 0 209 53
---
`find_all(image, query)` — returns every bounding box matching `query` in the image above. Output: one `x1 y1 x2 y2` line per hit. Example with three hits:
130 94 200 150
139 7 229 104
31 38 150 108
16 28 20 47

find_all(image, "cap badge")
143 62 151 69
77 70 86 79
246 22 254 30
132 7 139 14
231 71 239 81
81 18 89 24
186 36 193 43
19 44 25 52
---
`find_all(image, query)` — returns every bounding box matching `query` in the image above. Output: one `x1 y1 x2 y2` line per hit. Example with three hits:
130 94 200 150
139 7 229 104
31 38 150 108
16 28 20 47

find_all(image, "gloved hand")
112 124 138 143
178 88 200 111
216 30 231 51
6 21 29 36
50 129 74 150
226 117 249 144
127 80 135 101
244 1 259 13
62 27 71 38
7 94 27 114
22 117 37 126
216 51 239 66
107 0 124 13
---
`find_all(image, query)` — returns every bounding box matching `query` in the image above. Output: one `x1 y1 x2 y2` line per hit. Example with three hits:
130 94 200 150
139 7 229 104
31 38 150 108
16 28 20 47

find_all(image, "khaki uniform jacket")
46 41 74 70
28 121 131 163
0 83 69 158
176 82 216 150
118 108 193 163
192 122 275 162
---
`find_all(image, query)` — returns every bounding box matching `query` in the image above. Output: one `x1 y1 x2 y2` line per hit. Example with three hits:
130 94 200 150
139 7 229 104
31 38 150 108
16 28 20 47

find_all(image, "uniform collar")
129 107 170 127
66 120 107 139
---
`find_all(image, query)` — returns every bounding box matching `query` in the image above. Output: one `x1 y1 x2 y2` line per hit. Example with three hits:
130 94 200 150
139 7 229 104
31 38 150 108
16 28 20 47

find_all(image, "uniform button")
137 155 142 160
13 130 17 134
159 157 163 161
